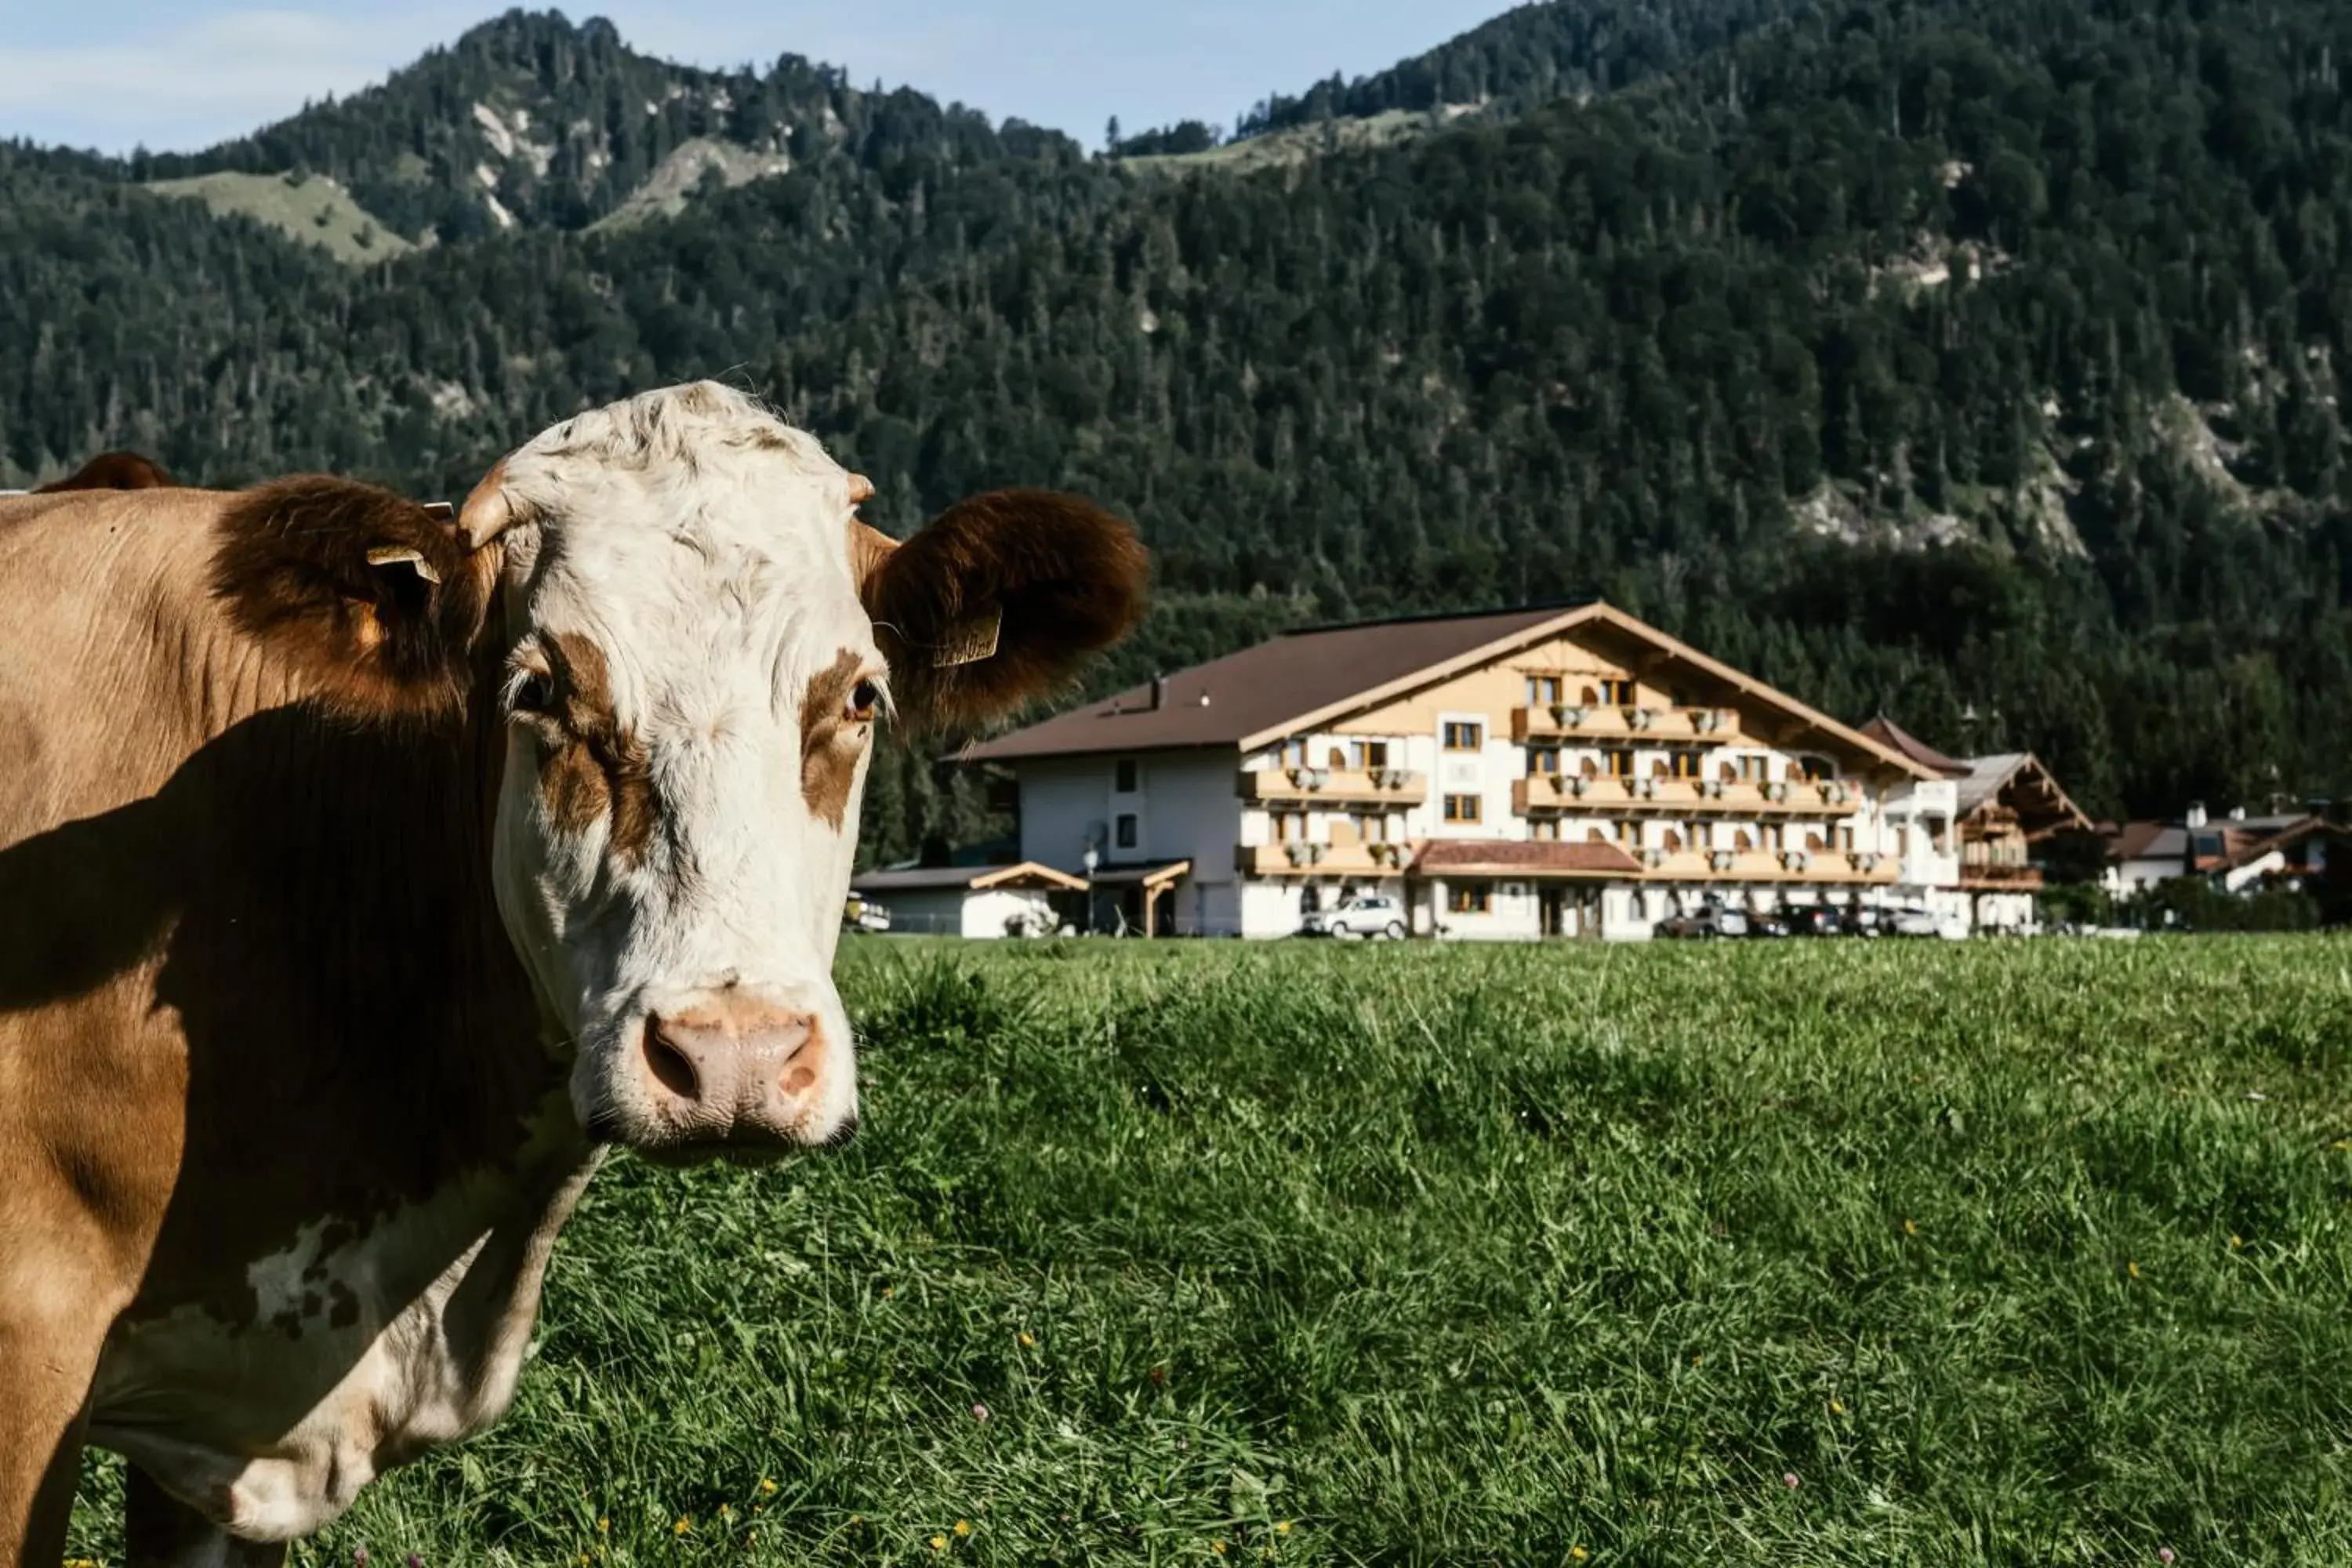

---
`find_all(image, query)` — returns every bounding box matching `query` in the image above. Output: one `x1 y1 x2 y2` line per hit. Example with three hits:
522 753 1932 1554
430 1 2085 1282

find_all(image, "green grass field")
68 938 2352 1564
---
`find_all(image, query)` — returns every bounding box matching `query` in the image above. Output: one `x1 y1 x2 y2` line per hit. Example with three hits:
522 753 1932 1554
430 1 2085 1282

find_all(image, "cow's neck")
92 608 606 1535
128 610 590 1327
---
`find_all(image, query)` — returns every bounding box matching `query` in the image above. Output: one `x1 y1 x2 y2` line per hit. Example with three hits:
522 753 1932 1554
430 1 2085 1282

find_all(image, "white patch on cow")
483 383 869 1152
89 1097 597 1543
242 1218 339 1326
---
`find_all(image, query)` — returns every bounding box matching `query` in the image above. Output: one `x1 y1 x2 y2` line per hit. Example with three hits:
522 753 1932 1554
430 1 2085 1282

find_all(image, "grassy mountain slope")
145 170 416 263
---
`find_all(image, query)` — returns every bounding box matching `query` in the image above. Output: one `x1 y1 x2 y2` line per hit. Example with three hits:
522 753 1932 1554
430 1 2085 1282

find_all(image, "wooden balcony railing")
1236 841 1412 877
1239 767 1428 806
1635 848 1900 885
1512 704 1742 745
1959 862 2045 891
1511 775 1864 818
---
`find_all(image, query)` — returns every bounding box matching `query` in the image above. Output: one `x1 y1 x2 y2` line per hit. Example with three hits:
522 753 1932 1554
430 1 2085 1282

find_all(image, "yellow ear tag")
365 545 442 584
934 606 1003 667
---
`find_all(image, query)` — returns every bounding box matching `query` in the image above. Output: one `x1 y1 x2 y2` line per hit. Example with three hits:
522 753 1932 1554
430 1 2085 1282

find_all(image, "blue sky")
0 1 1512 155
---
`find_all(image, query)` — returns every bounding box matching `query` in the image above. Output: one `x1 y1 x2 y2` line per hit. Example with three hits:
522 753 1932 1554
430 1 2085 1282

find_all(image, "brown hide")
0 484 549 1556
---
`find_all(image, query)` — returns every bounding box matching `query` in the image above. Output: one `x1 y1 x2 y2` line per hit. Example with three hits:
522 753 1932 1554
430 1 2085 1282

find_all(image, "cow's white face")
444 383 1146 1162
466 386 873 1160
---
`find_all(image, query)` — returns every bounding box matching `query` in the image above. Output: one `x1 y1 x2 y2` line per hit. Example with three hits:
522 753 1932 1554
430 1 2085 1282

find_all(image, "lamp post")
1081 845 1099 935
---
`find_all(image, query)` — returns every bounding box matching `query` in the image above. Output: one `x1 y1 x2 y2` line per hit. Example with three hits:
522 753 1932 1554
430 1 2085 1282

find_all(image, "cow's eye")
845 679 880 724
511 670 555 714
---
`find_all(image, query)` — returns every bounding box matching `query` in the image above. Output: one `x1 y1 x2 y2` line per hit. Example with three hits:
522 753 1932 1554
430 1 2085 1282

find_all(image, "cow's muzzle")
597 987 850 1163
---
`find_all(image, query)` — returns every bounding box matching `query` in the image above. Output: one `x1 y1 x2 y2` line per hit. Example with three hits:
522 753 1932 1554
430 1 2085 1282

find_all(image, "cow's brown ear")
35 450 175 492
211 476 497 720
858 488 1148 737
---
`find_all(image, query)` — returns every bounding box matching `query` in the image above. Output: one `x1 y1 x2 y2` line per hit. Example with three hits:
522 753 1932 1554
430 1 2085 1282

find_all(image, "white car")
1301 894 1409 939
1888 906 1968 940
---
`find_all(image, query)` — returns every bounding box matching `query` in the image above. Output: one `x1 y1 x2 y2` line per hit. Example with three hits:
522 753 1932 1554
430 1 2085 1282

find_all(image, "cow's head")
215 383 1145 1163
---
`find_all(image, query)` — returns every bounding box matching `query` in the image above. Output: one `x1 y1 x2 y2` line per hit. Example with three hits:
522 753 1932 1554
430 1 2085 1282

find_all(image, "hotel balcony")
1511 775 1864 818
1512 703 1742 745
1959 862 2045 892
1236 841 1411 877
1239 767 1428 806
1637 848 1900 886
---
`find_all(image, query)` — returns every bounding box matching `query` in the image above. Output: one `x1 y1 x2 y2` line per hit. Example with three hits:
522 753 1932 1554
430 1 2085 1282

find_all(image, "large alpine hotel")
916 601 2087 940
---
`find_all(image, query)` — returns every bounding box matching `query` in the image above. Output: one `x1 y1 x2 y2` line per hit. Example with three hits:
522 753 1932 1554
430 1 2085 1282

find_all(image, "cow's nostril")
643 1023 702 1102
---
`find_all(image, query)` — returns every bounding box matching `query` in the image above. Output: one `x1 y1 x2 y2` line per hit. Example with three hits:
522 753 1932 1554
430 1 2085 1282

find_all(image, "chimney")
2185 800 2207 829
1149 674 1165 710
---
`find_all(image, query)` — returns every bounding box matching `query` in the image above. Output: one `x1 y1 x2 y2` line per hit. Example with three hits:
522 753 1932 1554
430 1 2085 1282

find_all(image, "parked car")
1300 894 1409 939
1743 909 1793 938
1779 904 1843 937
1839 906 1889 938
1656 903 1749 938
1882 905 1968 939
842 893 891 934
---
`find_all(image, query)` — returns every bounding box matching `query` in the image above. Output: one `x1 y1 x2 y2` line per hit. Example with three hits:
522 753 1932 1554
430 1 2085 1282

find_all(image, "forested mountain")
4 0 2350 865
123 11 1081 241
1230 0 1801 137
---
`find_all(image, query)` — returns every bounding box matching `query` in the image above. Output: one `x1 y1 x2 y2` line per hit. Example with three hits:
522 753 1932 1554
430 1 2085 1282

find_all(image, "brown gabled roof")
1955 753 2092 836
1410 840 1645 879
1858 716 1970 776
962 604 1573 761
964 601 1937 779
2111 821 2183 862
2218 815 2342 872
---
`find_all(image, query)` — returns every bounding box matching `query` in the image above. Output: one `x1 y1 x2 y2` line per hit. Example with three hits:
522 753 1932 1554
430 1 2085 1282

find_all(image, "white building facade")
965 603 1973 940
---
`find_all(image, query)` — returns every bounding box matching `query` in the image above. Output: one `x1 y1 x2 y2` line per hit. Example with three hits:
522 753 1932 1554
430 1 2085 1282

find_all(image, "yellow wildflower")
1018 1332 1036 1348
597 1517 610 1534
2128 1261 2141 1279
1830 1399 1846 1415
2230 1234 2244 1249
1571 1549 1590 1563
1212 1543 1229 1557
759 1477 779 1496
1274 1521 1293 1536
954 1519 972 1537
930 1535 949 1552
1903 1218 1918 1236
674 1515 693 1537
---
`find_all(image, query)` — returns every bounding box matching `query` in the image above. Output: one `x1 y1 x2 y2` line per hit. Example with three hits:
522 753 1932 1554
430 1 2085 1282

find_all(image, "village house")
848 862 1083 938
1858 718 2092 932
951 601 2032 940
2105 804 2343 898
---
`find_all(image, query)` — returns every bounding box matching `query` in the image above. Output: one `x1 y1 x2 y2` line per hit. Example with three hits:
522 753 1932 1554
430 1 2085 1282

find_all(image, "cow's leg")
0 1296 107 1566
126 1468 288 1568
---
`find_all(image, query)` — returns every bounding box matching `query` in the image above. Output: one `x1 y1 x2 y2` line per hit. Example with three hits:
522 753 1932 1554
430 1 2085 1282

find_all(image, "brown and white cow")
0 382 1146 1565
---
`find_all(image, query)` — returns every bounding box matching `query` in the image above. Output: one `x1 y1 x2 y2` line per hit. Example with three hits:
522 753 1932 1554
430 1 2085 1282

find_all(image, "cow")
0 380 1148 1565
33 451 177 492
